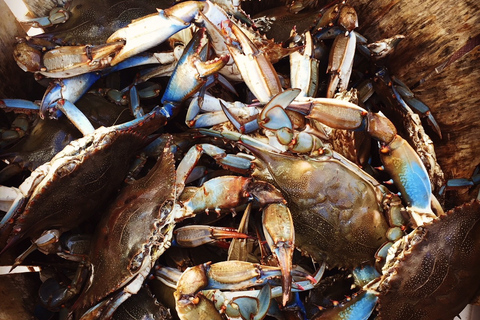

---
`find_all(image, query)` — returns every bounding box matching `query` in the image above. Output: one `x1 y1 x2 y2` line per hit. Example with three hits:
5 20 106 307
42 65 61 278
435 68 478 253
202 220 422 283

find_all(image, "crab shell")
1 108 166 253
247 145 392 268
73 136 176 314
375 200 480 319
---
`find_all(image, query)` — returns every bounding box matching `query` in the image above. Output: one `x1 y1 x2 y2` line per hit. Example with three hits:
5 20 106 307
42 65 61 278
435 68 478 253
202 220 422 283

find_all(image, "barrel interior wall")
0 0 38 99
354 0 480 206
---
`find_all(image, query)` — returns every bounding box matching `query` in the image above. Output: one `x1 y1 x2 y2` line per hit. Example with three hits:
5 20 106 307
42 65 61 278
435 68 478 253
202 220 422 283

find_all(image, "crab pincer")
160 27 229 118
107 1 206 66
222 20 283 104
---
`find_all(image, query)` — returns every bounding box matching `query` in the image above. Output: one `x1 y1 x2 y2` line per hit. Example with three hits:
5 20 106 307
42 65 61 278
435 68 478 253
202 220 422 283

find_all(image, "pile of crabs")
1 0 479 319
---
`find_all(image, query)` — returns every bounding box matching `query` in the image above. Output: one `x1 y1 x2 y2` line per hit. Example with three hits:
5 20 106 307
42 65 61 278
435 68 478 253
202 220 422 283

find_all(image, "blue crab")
316 200 480 320
0 106 169 264
14 0 239 78
0 92 133 183
200 128 413 266
69 134 305 318
69 135 177 319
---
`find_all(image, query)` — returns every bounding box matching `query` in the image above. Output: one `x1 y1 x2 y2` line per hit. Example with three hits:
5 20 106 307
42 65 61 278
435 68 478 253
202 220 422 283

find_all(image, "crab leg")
327 30 356 98
55 99 95 135
391 76 442 138
175 143 251 195
0 99 39 112
173 225 249 247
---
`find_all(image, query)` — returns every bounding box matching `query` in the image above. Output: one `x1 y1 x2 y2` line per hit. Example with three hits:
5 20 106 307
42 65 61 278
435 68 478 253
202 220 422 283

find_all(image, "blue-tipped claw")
234 285 271 320
161 28 228 119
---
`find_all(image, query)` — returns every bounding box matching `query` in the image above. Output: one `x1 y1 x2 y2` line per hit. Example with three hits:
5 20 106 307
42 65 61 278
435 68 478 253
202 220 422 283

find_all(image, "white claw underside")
107 10 191 66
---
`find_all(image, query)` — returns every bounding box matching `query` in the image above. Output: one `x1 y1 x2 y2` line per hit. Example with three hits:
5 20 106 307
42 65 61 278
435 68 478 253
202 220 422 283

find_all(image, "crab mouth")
374 226 427 292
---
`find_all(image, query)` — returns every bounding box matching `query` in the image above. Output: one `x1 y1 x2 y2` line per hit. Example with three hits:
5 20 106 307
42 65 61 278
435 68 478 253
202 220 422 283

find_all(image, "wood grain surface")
354 0 480 207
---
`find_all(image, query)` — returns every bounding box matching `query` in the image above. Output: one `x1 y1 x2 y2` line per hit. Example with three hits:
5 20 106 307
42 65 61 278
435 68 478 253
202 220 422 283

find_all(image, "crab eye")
99 134 112 147
56 160 79 177
130 250 145 273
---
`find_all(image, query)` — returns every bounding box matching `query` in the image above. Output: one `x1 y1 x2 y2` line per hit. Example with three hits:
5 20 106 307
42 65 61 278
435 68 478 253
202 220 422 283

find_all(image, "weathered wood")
354 0 480 206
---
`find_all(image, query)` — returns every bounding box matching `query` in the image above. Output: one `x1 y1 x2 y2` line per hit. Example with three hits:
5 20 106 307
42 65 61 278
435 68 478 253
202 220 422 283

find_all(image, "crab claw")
160 27 229 118
262 203 295 306
290 31 319 98
175 261 282 320
41 42 124 76
367 35 405 60
107 1 205 66
327 30 356 98
41 72 101 120
223 20 282 103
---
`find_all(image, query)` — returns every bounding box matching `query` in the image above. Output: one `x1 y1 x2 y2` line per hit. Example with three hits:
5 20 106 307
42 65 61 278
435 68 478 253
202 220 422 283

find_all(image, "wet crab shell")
1 126 149 252
73 136 176 315
247 145 391 268
375 200 480 320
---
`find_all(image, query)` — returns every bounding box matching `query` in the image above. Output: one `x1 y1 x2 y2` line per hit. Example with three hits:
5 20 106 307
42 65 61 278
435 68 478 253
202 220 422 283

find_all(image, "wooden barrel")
0 0 478 318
